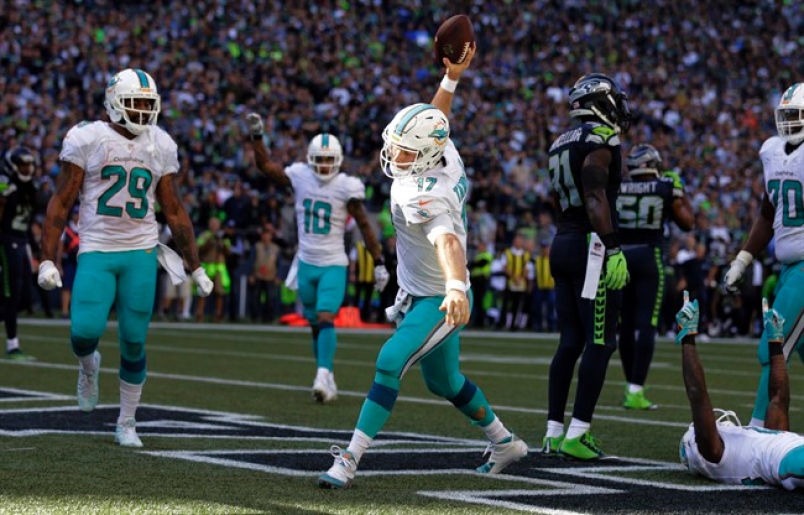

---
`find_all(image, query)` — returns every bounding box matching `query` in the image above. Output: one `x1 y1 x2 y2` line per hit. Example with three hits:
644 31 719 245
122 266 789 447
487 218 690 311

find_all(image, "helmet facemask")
569 74 632 134
104 69 161 136
4 147 36 183
380 104 449 179
307 134 343 182
776 107 804 145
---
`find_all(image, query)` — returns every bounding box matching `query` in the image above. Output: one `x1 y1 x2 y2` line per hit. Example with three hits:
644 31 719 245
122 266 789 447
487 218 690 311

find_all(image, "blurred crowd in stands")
2 0 802 337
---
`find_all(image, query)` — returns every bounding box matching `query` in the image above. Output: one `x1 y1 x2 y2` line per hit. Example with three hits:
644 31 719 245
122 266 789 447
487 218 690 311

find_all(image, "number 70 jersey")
285 163 366 267
761 136 804 264
59 121 179 254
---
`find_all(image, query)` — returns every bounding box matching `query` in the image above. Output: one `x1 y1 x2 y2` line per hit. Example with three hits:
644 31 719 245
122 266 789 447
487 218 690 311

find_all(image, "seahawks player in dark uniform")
542 73 631 460
617 144 694 410
0 147 39 360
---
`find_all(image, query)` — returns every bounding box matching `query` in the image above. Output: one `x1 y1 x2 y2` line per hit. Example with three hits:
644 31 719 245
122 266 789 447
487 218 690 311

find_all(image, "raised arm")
677 292 724 463
245 113 291 188
763 300 790 431
430 43 476 119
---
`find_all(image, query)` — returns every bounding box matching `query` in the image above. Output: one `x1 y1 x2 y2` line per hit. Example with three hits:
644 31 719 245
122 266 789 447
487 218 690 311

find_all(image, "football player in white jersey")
724 83 804 427
245 117 388 404
318 43 527 490
37 68 214 448
677 292 804 490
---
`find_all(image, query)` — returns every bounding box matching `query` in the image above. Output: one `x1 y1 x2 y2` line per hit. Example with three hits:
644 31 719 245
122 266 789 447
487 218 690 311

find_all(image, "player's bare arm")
42 161 84 262
764 302 790 431
671 195 695 231
435 233 470 326
347 199 383 261
245 113 291 188
430 43 476 119
581 148 616 236
742 194 775 256
681 335 724 463
156 174 201 271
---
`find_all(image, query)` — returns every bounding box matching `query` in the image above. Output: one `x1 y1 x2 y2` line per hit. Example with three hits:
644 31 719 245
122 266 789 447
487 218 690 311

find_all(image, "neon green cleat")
623 388 658 411
559 431 604 460
6 349 36 361
541 434 564 455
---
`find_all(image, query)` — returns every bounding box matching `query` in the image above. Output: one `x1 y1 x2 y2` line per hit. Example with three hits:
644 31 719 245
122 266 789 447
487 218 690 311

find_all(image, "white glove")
724 250 753 292
374 264 390 292
245 113 264 137
192 267 214 297
37 260 62 290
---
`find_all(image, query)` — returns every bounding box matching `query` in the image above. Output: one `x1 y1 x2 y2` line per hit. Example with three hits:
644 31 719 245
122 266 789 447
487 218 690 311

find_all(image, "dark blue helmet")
4 147 37 183
569 73 631 134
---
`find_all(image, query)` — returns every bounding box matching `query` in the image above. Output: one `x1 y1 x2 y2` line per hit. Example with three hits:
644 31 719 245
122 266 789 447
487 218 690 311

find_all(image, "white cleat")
115 417 143 448
312 369 337 403
476 433 529 474
318 446 357 489
77 351 101 412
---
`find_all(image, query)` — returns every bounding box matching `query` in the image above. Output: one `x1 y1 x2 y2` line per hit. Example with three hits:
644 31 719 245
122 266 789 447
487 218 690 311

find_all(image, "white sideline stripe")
13 336 804 407
0 360 691 428
17 317 763 345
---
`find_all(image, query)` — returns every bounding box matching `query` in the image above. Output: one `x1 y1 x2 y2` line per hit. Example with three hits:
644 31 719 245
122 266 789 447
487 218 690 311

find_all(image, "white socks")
749 417 765 428
566 418 591 440
628 383 644 394
6 337 19 353
118 380 144 425
546 419 564 438
482 416 512 443
347 429 373 464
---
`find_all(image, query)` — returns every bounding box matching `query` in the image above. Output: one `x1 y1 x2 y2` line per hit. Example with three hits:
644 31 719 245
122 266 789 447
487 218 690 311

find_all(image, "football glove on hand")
37 260 62 290
245 113 264 137
724 250 753 292
662 171 685 198
192 267 214 297
604 248 628 290
374 264 390 292
762 298 785 343
675 290 699 345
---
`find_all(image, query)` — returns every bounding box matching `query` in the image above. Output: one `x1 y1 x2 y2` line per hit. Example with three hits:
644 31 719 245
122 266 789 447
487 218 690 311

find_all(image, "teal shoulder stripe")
395 104 435 136
134 69 149 88
321 134 330 148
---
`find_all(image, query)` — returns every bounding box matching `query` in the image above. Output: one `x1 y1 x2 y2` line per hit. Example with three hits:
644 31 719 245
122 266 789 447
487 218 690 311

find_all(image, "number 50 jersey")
59 121 178 254
285 163 365 267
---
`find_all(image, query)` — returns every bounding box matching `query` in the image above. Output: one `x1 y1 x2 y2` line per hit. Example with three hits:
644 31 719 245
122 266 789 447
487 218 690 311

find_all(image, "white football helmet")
103 68 161 136
380 103 450 178
307 133 343 181
776 83 804 145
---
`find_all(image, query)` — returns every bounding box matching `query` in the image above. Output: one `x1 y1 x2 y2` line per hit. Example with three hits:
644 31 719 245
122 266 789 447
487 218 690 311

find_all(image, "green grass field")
1 319 802 514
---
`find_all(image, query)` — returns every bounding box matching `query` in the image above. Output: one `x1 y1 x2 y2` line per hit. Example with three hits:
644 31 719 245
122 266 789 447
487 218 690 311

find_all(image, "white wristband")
735 250 754 267
445 279 466 293
440 75 458 93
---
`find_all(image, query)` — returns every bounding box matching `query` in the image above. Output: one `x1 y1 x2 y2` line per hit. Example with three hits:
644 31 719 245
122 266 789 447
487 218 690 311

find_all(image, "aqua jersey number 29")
96 165 153 219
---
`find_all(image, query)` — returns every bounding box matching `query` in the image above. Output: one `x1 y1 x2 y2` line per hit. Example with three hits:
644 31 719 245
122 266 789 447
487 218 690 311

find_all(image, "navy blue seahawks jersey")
616 178 675 246
548 122 623 234
0 171 36 239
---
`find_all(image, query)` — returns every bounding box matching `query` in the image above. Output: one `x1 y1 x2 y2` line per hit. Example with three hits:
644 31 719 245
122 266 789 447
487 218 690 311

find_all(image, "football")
433 14 475 66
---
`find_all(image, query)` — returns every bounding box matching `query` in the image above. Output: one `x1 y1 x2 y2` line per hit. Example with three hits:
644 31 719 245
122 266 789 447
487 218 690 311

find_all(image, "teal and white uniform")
681 424 804 490
285 163 364 319
355 139 500 440
285 162 364 372
753 136 804 423
59 121 177 384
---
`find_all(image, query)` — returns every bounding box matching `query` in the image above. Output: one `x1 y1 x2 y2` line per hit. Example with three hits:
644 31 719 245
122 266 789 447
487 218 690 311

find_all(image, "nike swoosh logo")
418 199 433 206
